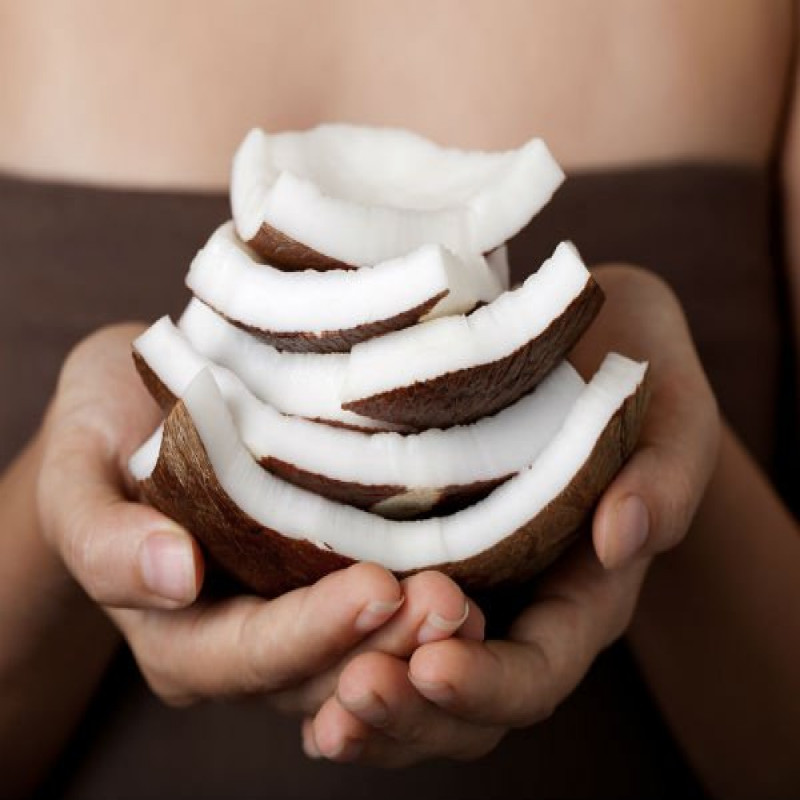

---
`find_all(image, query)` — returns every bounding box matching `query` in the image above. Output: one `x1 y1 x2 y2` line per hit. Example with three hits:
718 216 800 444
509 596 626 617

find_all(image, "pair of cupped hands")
37 265 719 766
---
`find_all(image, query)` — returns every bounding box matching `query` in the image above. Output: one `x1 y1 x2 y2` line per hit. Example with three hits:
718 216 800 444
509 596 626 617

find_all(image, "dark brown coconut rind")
259 455 509 519
247 223 355 271
140 401 354 599
306 416 410 434
343 278 605 429
133 351 176 411
246 222 506 274
133 350 508 518
133 349 406 436
136 371 647 598
206 291 449 354
133 348 410 434
432 373 649 591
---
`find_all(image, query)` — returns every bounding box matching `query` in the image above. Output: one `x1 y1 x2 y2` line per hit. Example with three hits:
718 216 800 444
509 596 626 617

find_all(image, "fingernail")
139 530 197 603
408 673 455 705
355 596 404 632
418 600 470 644
341 691 389 727
302 719 321 759
603 495 650 569
327 737 364 762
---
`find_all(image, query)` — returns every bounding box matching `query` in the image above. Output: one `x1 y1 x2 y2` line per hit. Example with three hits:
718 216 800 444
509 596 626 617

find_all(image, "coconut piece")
342 242 603 429
178 298 405 431
186 222 501 354
133 317 585 518
232 125 564 268
486 245 510 291
130 355 648 597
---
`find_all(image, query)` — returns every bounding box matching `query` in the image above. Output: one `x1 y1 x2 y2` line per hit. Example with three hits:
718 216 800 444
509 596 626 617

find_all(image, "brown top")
0 163 791 798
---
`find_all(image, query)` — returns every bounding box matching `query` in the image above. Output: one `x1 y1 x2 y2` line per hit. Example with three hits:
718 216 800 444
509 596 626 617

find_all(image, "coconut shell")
246 221 508 278
247 222 354 271
135 346 404 432
133 350 508 518
212 291 448 354
258 455 509 519
133 351 175 411
137 369 647 598
343 278 604 429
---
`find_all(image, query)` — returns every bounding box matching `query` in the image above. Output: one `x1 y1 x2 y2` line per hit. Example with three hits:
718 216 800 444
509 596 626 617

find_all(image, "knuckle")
519 690 557 727
400 717 431 746
65 522 106 602
512 612 585 728
515 663 557 727
510 672 557 728
340 560 399 600
133 650 190 707
236 604 279 691
148 677 197 708
127 625 199 708
236 599 307 693
656 457 698 551
452 738 495 762
453 729 506 761
478 728 507 758
343 651 382 687
151 682 196 708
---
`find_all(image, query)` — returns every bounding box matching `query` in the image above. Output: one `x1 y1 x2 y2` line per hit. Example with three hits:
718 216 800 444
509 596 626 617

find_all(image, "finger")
592 357 719 568
408 543 648 726
113 561 404 705
38 427 204 609
271 571 484 716
341 652 503 758
310 654 502 766
570 266 720 568
306 696 371 762
370 570 484 648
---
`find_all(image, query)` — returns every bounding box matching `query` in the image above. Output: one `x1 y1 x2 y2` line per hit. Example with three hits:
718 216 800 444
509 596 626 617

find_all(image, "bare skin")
0 0 792 184
0 2 798 798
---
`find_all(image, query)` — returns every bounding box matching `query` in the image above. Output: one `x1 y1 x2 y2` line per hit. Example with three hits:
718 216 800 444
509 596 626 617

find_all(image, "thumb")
38 426 204 609
592 364 720 570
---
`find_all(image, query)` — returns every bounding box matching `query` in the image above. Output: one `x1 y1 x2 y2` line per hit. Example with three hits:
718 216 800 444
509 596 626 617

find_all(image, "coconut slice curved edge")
232 125 565 268
342 241 604 429
130 354 648 597
177 298 407 432
186 222 501 353
133 316 586 518
486 244 510 291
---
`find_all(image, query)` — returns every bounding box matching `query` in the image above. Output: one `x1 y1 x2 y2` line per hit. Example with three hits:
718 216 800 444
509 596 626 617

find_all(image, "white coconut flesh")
134 316 586 494
231 125 565 266
186 222 502 338
178 299 400 431
486 245 510 291
343 241 592 404
130 355 647 572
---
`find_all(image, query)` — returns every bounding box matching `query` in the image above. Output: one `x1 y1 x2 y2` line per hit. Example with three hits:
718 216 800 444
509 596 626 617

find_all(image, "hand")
35 325 481 706
303 265 721 765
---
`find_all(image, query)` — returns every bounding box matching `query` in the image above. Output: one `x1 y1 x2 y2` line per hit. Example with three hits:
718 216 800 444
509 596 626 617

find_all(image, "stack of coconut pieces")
129 125 649 598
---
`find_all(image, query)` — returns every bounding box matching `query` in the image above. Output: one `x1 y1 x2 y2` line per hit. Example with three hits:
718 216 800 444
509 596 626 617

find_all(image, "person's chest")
0 0 792 187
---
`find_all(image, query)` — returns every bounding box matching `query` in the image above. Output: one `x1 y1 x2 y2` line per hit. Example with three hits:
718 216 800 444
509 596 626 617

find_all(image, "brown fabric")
2 163 788 799
510 163 788 476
